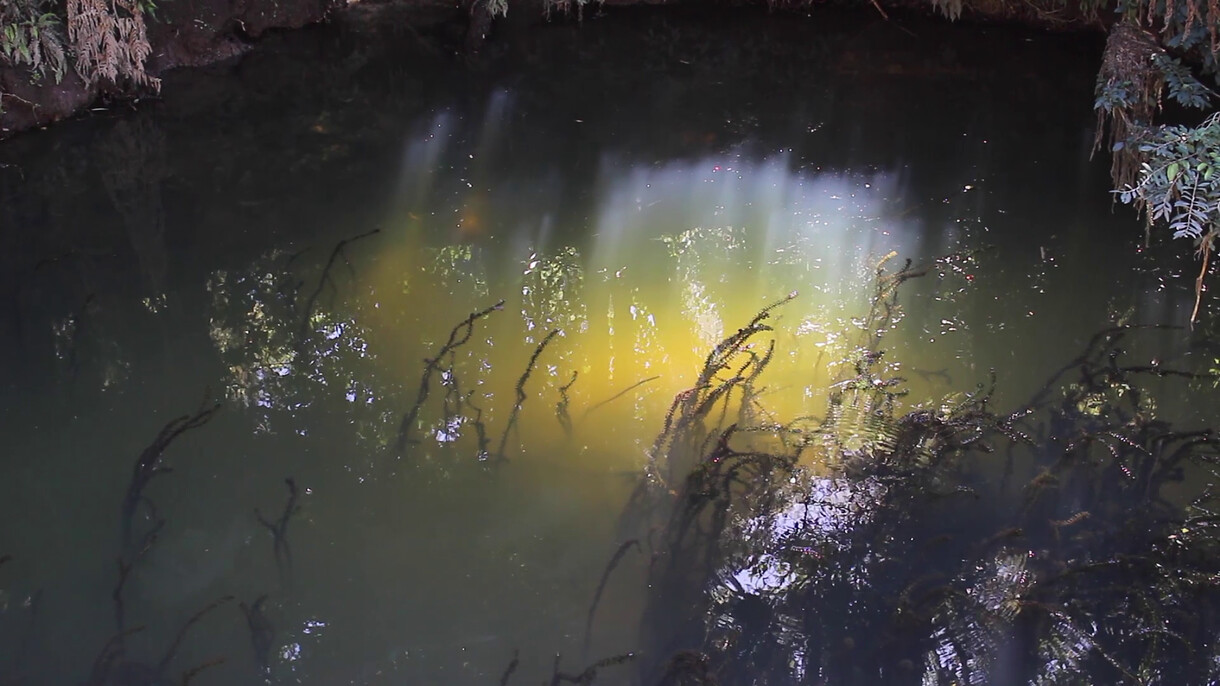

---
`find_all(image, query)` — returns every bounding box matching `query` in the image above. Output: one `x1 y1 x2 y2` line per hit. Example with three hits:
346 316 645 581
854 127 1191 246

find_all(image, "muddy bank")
0 0 463 137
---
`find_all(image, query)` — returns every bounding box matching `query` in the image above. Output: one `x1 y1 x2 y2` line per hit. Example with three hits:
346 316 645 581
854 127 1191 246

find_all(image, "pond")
2 6 1220 685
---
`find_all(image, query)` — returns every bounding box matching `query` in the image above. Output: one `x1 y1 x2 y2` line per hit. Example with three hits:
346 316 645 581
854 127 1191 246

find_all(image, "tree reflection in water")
614 259 1220 686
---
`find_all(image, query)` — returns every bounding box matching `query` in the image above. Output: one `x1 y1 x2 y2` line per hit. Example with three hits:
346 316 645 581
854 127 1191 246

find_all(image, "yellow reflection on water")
339 153 950 470
205 140 977 480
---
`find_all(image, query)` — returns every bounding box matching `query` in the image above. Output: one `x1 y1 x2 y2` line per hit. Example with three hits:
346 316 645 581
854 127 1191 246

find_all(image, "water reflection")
207 246 383 442
97 116 171 314
203 149 936 469
1 8 1217 686
629 280 1220 685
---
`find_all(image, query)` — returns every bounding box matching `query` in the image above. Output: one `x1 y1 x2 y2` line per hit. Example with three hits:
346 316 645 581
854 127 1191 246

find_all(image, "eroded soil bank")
0 0 462 137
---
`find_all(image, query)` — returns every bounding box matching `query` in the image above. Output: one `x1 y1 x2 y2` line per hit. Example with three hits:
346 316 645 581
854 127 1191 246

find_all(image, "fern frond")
67 0 159 92
0 0 67 83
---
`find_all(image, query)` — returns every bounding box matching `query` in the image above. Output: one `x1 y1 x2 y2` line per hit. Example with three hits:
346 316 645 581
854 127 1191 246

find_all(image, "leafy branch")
0 0 67 84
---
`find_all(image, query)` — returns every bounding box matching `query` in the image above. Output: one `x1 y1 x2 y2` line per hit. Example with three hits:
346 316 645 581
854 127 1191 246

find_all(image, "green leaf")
1168 162 1181 182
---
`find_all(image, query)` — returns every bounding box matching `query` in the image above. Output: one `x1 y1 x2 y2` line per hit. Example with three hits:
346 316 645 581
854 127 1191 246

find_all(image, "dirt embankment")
0 0 466 137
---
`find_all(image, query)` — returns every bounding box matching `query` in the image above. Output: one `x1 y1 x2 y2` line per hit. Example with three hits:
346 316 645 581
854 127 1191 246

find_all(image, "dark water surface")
2 6 1219 685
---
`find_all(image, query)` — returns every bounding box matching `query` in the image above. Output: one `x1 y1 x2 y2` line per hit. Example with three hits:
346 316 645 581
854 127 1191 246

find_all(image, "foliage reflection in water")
3 10 1220 686
615 259 1220 685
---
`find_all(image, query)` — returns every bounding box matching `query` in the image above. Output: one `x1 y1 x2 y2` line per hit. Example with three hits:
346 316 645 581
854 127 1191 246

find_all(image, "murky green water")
2 7 1219 685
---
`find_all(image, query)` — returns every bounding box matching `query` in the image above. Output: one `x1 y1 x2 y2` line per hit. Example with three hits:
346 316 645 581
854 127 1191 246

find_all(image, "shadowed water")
1 6 1218 685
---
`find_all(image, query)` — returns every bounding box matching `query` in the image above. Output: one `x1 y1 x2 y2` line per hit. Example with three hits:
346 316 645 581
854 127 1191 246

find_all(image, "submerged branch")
157 595 234 673
239 594 274 680
498 649 520 686
113 523 161 638
466 391 493 460
1023 324 1180 411
494 328 561 463
179 657 226 686
255 477 299 590
583 375 661 418
396 300 504 457
557 371 578 437
296 228 380 346
549 653 636 685
646 293 795 486
121 393 221 553
86 626 145 686
583 539 641 660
